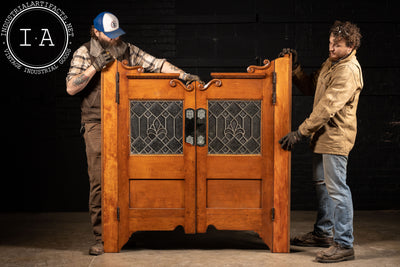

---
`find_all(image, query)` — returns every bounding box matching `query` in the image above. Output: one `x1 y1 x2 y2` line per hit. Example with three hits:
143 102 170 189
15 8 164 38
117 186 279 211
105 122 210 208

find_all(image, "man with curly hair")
279 21 363 263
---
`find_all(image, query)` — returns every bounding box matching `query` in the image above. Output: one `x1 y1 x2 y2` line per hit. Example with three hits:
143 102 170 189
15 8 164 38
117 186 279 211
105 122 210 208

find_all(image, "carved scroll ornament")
169 79 194 92
247 59 271 73
198 79 222 91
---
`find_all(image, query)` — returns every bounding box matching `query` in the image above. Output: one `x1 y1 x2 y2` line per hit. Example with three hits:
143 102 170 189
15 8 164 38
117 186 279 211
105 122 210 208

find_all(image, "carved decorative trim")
169 79 194 92
198 79 222 91
120 60 145 73
127 74 179 79
211 73 266 79
247 59 271 73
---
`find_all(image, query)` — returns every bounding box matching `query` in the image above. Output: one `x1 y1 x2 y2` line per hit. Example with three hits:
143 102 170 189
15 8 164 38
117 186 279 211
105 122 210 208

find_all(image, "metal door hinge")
117 207 120 221
271 207 275 221
116 71 120 104
272 71 277 105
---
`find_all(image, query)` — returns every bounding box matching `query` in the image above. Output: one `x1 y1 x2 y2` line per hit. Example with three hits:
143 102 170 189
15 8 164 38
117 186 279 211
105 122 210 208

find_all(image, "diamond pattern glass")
130 101 183 154
208 100 261 154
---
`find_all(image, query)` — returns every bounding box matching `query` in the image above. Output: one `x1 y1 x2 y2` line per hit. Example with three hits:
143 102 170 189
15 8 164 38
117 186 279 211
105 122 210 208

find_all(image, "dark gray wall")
1 0 399 211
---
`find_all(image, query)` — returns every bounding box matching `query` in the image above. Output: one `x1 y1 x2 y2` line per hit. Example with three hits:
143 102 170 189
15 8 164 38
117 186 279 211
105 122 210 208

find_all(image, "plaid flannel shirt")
66 39 166 82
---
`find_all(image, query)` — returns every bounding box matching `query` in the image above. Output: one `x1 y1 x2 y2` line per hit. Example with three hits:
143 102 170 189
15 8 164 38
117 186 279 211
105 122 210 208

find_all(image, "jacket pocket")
326 118 344 140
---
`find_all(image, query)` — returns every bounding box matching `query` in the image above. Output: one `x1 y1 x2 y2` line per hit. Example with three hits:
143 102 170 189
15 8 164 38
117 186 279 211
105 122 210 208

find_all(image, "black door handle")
185 108 195 145
196 108 207 147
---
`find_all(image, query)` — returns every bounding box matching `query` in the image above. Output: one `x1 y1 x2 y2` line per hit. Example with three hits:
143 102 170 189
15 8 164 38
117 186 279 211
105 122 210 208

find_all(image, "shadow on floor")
123 226 269 251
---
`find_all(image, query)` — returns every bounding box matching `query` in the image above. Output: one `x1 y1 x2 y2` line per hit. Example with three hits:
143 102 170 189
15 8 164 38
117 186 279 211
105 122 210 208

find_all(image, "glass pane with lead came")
208 100 261 154
130 100 183 154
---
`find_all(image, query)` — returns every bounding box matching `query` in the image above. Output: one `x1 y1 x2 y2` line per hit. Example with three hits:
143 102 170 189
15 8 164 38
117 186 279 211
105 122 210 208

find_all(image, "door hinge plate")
272 71 277 105
271 207 275 221
116 71 120 104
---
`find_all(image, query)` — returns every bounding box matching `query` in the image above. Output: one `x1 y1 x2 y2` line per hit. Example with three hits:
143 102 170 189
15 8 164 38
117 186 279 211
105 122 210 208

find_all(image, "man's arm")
66 47 113 95
160 61 184 77
278 48 318 96
293 65 320 96
298 65 358 136
128 44 202 83
279 65 356 150
66 65 96 95
66 46 93 95
160 61 200 82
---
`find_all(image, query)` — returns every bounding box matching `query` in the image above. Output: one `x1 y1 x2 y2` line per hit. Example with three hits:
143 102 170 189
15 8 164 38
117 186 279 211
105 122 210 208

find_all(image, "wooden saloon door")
102 62 196 252
102 55 291 253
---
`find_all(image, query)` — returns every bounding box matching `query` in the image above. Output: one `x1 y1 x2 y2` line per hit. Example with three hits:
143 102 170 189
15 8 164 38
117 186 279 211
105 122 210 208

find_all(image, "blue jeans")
312 153 354 248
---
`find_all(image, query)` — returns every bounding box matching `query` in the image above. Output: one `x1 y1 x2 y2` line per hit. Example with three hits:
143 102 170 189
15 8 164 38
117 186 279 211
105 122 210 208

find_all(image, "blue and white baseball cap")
93 12 125 39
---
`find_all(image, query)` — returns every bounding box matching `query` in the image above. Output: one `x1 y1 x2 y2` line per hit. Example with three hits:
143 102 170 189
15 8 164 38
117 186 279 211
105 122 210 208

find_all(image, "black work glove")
92 50 114 72
181 73 204 85
278 48 298 70
279 130 304 151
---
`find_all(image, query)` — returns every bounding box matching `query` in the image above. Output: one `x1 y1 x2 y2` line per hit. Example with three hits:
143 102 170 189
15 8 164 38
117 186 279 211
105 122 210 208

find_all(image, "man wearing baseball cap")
66 12 202 255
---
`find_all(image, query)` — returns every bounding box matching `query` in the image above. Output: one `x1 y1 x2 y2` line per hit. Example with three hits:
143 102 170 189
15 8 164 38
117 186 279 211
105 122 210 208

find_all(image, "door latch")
184 108 207 147
185 108 195 145
196 108 207 147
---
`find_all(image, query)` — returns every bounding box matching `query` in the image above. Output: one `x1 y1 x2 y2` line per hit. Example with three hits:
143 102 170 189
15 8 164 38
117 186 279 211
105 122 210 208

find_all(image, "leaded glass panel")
130 101 183 154
208 100 261 154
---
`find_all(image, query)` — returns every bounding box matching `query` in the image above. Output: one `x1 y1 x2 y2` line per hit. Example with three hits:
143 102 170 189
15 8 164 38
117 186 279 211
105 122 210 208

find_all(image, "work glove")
279 130 304 151
278 48 298 69
92 50 114 72
180 73 204 85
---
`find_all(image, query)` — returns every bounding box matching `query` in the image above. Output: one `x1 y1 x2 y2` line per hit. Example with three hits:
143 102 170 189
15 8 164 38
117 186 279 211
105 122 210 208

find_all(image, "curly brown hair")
330 20 362 50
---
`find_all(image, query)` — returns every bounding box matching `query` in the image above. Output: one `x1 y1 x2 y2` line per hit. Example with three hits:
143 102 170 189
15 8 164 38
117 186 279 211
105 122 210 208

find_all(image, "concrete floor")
0 211 399 266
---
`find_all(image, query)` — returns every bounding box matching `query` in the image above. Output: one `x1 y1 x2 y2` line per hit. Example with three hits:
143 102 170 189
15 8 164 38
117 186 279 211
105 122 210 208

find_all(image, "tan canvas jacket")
294 50 364 156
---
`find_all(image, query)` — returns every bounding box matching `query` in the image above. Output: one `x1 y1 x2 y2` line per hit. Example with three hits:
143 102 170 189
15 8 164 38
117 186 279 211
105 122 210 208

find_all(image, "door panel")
117 66 197 240
195 68 275 244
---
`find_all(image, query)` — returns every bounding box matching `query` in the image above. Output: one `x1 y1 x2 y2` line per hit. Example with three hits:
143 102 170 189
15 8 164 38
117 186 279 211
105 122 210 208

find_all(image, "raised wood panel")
127 78 185 99
129 156 186 179
205 209 263 231
128 209 185 232
206 156 263 179
204 78 263 99
206 179 261 208
129 179 185 208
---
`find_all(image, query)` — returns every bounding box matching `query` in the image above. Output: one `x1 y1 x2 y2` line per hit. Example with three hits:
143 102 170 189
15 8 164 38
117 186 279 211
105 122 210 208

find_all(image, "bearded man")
66 12 201 255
